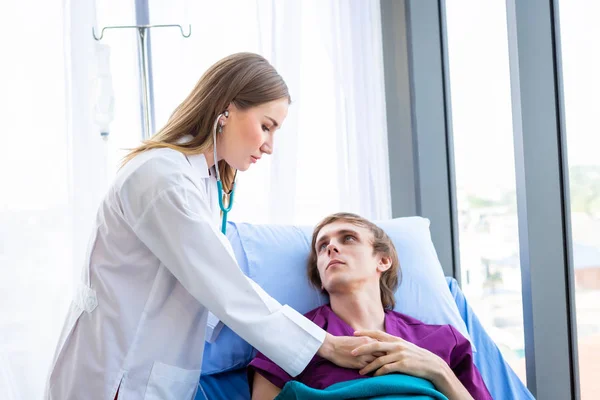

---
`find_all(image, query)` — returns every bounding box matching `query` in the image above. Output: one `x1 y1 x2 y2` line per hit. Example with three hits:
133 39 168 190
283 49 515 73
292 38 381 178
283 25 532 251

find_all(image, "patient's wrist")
430 360 472 400
429 357 453 388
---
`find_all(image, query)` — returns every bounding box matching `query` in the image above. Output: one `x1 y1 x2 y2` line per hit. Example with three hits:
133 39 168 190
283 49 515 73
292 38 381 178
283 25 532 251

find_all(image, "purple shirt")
248 305 492 399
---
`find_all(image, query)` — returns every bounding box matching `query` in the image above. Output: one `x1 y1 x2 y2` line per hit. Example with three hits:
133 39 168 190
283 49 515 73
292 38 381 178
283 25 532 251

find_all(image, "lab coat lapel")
186 154 221 228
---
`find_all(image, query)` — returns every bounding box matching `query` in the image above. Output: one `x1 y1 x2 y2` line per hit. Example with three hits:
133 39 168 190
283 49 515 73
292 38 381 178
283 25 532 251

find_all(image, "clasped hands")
329 330 447 383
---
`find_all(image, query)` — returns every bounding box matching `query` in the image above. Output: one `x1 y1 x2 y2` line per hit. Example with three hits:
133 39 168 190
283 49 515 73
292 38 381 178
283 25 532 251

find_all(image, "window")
558 1 600 397
444 0 526 383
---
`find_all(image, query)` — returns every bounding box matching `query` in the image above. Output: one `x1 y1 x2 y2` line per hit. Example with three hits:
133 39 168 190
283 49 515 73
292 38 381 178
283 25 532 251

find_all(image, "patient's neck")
329 286 386 332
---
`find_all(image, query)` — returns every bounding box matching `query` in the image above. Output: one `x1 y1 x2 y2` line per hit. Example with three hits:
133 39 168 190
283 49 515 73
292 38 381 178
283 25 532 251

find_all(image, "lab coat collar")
177 135 213 179
188 154 212 179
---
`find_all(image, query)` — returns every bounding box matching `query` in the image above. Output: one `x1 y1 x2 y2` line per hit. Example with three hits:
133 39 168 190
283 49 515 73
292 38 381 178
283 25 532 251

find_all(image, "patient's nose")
327 243 339 255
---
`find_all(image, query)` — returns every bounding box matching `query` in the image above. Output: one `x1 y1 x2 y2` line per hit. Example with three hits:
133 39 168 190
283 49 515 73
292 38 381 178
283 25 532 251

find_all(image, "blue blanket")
275 375 448 400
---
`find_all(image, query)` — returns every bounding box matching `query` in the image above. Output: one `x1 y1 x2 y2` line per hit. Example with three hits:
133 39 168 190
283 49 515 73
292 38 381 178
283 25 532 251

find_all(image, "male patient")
248 213 492 400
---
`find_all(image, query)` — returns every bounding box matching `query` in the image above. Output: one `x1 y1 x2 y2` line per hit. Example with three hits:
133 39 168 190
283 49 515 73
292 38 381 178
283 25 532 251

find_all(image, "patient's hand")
317 333 380 369
351 330 444 379
352 330 474 400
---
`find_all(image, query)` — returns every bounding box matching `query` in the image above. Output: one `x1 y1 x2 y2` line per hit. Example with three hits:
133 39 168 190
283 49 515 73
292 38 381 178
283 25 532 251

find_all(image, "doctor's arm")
130 183 371 376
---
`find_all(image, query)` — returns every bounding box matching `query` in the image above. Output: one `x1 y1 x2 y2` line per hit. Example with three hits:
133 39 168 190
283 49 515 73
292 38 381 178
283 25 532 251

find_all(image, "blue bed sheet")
196 278 535 400
446 278 534 400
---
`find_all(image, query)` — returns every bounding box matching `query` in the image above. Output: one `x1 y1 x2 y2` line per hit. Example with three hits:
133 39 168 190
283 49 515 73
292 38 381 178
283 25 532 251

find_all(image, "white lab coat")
45 146 325 400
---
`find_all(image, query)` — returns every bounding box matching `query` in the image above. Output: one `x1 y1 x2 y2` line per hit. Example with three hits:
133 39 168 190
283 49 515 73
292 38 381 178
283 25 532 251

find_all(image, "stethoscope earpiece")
217 110 229 134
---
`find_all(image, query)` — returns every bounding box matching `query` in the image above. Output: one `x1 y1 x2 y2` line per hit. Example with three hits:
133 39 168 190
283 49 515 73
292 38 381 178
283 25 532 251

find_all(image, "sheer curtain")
0 2 72 398
238 0 392 224
323 0 391 221
149 0 391 225
0 0 139 397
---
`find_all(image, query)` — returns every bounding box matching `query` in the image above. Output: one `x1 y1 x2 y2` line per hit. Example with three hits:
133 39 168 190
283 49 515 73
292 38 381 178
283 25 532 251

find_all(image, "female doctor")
45 53 375 400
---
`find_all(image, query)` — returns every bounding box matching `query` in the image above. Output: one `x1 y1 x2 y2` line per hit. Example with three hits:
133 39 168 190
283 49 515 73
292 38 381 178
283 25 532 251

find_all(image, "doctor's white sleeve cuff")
246 277 326 374
280 305 326 377
207 279 326 374
205 288 326 374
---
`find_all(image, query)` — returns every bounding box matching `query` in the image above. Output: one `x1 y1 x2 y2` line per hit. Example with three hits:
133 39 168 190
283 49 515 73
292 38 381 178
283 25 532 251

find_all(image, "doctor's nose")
260 138 273 155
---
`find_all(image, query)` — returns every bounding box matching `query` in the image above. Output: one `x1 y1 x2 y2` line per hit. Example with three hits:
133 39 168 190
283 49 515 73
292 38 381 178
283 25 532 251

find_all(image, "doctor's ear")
219 110 229 125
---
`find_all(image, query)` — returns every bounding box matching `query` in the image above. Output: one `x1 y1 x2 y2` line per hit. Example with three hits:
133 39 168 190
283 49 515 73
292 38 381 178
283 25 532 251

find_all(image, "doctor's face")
314 221 391 295
218 98 288 171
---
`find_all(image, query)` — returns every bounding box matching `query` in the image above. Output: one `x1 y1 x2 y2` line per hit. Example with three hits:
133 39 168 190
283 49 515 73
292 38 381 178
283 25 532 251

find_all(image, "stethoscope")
212 110 237 234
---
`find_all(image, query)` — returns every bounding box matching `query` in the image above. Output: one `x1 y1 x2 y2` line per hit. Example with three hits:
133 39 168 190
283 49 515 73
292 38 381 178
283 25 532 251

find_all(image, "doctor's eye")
262 124 271 133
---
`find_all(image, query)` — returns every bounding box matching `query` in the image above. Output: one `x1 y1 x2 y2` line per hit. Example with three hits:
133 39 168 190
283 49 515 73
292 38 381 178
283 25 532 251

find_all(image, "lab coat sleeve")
130 185 325 377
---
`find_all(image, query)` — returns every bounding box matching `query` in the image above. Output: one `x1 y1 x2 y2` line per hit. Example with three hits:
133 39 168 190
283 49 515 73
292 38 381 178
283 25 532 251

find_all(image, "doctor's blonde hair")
307 213 401 310
122 52 291 193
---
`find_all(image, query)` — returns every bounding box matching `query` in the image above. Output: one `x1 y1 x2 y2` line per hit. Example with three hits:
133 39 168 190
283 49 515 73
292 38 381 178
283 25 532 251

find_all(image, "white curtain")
245 0 392 224
0 0 390 397
149 0 392 225
324 0 392 221
0 2 72 398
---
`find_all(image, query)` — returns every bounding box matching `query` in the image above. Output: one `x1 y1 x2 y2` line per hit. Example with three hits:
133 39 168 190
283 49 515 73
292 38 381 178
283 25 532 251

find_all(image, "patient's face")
314 221 384 294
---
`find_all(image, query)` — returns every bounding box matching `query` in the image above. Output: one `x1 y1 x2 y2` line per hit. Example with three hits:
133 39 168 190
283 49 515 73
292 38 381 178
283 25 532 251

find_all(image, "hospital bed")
196 219 535 399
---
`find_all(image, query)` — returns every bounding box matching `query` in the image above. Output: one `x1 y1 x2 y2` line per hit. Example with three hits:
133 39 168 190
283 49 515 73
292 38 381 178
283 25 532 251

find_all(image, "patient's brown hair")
307 213 401 310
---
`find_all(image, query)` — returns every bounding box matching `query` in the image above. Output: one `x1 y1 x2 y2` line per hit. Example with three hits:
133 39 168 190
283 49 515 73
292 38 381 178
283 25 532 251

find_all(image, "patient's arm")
252 372 282 400
429 363 474 400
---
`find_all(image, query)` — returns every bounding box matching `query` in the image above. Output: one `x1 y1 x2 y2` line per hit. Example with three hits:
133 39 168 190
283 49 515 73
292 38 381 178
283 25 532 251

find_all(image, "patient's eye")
318 243 327 252
344 235 356 243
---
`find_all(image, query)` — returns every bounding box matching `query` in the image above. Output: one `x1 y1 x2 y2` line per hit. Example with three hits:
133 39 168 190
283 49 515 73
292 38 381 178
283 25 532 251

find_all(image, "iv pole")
92 24 192 140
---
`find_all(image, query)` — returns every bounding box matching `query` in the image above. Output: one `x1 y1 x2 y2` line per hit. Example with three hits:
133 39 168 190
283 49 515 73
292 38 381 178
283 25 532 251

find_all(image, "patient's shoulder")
302 304 333 329
385 311 443 329
386 310 456 338
386 310 429 326
386 311 461 359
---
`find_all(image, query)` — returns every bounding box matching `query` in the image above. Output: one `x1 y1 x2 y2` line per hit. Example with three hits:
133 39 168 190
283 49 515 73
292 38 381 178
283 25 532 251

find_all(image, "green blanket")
275 374 449 400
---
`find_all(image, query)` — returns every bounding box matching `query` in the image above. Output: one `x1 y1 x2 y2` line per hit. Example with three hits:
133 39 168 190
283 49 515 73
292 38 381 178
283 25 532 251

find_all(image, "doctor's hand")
317 333 383 369
352 330 474 400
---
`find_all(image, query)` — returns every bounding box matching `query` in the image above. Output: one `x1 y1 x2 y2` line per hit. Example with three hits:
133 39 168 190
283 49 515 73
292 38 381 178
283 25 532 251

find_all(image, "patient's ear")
377 255 392 272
